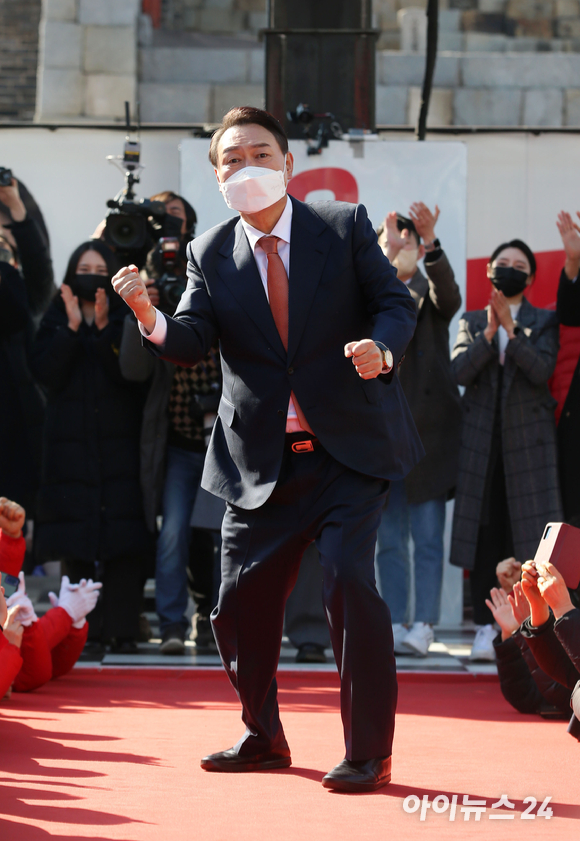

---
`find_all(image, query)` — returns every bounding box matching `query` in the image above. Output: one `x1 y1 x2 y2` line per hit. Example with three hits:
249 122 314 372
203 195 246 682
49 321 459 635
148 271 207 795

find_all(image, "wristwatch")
424 238 441 252
375 342 394 372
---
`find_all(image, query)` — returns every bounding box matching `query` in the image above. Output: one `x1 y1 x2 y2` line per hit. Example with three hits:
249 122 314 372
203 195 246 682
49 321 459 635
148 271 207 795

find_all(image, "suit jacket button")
287 367 294 375
277 409 284 416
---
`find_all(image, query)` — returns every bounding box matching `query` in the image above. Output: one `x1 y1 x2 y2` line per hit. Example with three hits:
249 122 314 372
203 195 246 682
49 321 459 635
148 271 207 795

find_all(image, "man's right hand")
111 265 157 334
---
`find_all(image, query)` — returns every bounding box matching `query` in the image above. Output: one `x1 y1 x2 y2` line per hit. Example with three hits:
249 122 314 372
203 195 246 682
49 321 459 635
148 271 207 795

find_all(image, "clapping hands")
49 575 102 628
5 572 38 627
485 582 530 641
557 210 580 280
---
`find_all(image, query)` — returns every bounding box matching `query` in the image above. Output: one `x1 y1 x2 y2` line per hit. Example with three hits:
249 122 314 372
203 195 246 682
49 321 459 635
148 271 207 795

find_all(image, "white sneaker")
392 623 410 654
470 624 497 661
402 622 434 657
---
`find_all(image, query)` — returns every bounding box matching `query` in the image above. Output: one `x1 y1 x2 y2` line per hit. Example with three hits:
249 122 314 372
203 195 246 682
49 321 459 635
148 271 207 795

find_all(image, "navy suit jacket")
146 196 424 509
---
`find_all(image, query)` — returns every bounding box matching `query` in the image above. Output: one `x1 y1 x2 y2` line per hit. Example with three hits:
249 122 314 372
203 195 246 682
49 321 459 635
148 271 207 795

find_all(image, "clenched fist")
344 339 384 380
111 265 157 334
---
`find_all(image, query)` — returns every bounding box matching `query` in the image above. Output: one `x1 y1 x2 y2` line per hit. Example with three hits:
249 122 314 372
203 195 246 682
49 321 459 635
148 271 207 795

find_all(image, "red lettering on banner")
288 168 359 203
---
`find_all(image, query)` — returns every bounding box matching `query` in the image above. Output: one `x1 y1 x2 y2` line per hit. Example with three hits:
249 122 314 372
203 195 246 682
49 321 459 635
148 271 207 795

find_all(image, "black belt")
284 432 320 453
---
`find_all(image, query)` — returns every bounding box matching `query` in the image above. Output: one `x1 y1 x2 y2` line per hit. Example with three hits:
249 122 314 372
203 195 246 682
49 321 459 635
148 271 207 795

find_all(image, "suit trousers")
211 444 395 762
284 542 330 650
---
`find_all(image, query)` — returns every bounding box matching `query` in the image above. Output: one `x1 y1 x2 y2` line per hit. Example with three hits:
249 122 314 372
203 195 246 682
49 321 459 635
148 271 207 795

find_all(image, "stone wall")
0 0 42 121
160 0 267 34
35 0 140 121
399 1 580 51
377 51 580 124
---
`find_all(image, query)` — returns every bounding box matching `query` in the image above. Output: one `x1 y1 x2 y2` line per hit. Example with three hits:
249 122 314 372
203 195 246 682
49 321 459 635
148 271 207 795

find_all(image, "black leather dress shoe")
322 756 392 792
201 747 292 772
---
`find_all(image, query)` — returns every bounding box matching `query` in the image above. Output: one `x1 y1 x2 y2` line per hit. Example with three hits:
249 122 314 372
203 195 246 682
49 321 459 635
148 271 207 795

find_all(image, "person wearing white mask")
375 207 462 657
111 106 423 792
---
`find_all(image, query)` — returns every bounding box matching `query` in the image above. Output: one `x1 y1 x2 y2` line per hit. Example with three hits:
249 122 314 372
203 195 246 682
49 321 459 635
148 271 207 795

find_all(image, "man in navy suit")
112 107 423 792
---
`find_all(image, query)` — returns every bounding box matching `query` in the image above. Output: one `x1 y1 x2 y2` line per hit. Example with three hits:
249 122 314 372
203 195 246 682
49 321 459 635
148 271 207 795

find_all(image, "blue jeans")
375 479 446 625
156 446 205 634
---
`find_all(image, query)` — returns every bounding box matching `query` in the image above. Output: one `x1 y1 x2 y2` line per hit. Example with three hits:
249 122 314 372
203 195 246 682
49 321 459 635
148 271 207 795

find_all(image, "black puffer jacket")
494 630 571 716
30 296 153 563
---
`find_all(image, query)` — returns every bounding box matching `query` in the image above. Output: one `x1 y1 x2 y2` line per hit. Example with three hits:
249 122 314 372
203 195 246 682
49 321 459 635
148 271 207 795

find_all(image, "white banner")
180 137 467 321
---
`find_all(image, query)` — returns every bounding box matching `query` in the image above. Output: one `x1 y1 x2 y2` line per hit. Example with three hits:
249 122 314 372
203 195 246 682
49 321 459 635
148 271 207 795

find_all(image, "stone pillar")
35 0 140 121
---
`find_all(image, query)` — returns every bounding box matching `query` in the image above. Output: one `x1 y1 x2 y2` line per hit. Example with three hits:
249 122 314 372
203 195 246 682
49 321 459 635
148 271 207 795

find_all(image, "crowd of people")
1 159 580 698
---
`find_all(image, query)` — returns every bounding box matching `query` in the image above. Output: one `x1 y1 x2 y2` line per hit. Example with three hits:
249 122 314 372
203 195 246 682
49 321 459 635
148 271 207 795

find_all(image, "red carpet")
1 668 578 840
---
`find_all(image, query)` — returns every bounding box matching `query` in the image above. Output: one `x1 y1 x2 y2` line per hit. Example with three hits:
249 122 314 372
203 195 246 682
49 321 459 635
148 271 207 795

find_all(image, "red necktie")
259 236 314 435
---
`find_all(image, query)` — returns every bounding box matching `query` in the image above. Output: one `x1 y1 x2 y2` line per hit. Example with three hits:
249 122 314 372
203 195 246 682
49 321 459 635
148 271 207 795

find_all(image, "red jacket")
0 530 26 577
0 630 23 698
549 324 580 423
12 607 88 693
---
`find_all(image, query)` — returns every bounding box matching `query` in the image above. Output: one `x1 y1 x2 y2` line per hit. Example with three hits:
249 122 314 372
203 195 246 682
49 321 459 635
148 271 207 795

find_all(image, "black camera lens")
0 167 13 187
105 211 148 250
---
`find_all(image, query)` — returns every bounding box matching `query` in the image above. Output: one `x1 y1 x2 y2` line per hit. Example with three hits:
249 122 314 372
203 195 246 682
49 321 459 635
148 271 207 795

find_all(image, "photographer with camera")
119 192 221 654
0 173 52 520
30 241 153 653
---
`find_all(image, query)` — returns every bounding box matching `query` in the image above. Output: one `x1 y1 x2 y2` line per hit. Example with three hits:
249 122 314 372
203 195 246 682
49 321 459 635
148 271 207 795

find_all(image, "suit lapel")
287 197 331 364
216 219 287 360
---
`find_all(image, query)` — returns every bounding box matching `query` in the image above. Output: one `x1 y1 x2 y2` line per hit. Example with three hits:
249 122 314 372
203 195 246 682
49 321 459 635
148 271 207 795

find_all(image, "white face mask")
393 248 419 277
218 162 287 213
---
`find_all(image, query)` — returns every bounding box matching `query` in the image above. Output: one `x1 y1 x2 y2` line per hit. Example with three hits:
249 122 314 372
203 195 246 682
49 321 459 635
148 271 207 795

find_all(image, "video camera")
0 167 13 187
156 237 186 314
104 104 181 266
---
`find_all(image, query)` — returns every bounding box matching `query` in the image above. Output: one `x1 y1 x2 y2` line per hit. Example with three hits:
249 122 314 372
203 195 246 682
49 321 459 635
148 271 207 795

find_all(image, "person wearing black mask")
31 241 154 653
450 239 562 661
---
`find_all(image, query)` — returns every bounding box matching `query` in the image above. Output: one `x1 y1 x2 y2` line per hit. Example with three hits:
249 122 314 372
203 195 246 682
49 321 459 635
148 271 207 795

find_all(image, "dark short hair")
376 214 420 247
490 239 537 276
150 190 197 236
62 240 119 287
208 106 289 166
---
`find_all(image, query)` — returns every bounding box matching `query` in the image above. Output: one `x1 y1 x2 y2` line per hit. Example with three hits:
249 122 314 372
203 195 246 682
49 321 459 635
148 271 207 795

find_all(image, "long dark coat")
398 252 462 504
450 298 562 570
30 296 153 564
0 217 53 514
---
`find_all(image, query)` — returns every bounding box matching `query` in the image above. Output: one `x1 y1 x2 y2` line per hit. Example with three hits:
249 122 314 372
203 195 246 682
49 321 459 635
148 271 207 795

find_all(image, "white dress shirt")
141 196 304 433
498 302 521 365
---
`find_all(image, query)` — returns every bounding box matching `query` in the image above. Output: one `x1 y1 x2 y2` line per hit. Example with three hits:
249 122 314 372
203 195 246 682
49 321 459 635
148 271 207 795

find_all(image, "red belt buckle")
291 439 315 453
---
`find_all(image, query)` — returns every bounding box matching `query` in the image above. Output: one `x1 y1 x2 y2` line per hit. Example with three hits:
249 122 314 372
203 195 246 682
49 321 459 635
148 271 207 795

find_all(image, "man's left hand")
344 340 384 379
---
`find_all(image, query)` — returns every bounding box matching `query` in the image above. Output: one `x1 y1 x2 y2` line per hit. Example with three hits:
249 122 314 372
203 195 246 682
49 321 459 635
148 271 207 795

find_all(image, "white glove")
49 576 102 628
5 572 38 627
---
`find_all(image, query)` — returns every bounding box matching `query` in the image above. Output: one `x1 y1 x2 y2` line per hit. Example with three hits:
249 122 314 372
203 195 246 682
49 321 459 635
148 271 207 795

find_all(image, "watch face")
384 349 394 369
